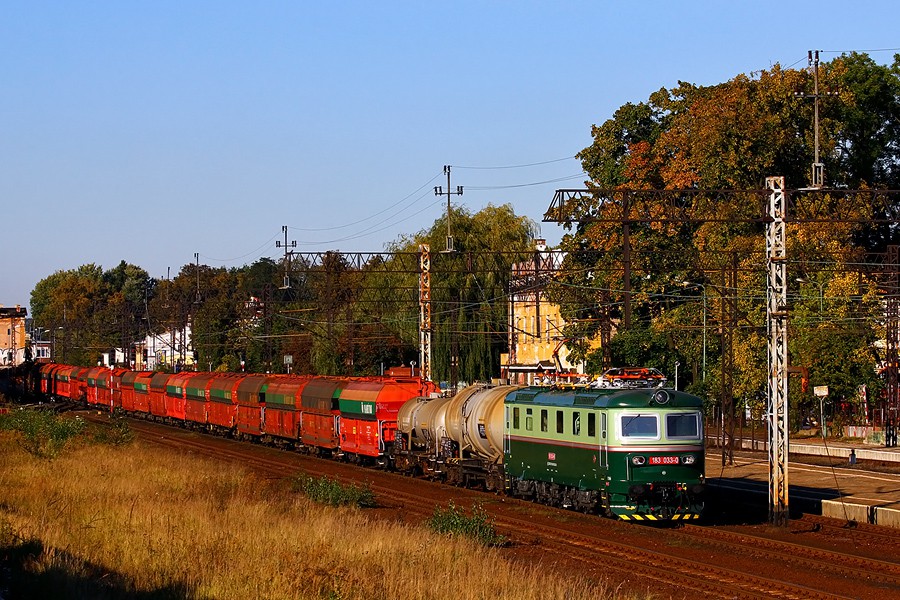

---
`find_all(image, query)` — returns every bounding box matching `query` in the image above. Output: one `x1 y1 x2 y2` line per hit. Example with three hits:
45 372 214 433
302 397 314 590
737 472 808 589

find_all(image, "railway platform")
706 438 900 529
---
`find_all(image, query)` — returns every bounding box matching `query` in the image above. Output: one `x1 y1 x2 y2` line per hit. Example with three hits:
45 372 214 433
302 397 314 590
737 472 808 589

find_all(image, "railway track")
679 523 900 585
794 513 900 545
90 413 900 599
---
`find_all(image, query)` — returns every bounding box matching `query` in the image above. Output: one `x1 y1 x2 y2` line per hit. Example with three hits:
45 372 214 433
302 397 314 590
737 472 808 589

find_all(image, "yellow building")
501 241 598 385
1 305 28 367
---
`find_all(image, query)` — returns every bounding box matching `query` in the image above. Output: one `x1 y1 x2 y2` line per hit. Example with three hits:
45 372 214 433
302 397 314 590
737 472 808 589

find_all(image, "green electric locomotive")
504 386 705 520
393 384 706 521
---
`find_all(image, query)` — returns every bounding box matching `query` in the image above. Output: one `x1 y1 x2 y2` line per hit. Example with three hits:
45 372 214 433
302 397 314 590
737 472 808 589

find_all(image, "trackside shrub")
91 411 135 446
291 474 377 508
0 409 85 459
427 500 507 547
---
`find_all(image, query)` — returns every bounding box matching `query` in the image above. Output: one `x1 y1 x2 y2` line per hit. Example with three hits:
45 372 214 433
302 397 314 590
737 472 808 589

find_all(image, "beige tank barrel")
397 395 452 450
445 384 523 462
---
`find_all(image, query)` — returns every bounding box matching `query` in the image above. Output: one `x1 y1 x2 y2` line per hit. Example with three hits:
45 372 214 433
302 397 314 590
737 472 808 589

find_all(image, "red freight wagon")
105 368 130 412
184 372 218 427
120 370 151 412
39 364 58 396
337 381 386 458
262 376 311 442
84 366 106 407
133 372 154 414
299 378 345 453
338 378 436 459
69 367 90 402
148 372 173 420
48 365 84 402
207 373 244 433
164 372 193 423
235 374 271 438
43 363 68 397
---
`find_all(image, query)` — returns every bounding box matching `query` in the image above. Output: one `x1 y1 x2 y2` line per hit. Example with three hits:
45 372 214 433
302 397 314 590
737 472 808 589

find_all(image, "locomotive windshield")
619 414 658 438
666 412 701 439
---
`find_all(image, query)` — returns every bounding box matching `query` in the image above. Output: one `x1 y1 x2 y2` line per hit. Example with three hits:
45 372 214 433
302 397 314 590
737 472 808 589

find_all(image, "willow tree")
384 203 538 384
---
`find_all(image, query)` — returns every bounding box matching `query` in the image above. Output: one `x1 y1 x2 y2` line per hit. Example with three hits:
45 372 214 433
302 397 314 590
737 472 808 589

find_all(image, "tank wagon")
392 384 705 521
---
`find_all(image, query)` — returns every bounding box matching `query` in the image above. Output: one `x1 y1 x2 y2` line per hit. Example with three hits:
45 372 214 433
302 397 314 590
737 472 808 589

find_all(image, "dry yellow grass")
0 431 642 600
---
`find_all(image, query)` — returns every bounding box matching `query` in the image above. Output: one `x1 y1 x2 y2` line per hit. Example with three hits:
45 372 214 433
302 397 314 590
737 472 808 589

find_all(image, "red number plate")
649 456 679 465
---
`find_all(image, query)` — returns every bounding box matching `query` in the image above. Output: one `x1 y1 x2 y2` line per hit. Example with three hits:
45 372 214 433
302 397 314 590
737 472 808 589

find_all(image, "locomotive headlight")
682 455 696 465
631 455 646 466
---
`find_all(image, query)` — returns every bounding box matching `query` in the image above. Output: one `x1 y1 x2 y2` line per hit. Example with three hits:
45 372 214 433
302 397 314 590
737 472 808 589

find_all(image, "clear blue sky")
2 1 898 311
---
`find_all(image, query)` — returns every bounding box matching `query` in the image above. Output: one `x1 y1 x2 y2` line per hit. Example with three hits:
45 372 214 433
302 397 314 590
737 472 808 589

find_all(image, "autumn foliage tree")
553 53 899 425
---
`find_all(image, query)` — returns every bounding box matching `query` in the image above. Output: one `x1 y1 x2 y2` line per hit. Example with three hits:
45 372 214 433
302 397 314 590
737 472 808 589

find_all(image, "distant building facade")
501 241 597 385
0 305 28 367
135 324 195 371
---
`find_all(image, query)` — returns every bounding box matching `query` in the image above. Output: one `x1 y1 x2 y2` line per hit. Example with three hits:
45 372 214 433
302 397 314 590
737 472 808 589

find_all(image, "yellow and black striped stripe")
618 513 699 521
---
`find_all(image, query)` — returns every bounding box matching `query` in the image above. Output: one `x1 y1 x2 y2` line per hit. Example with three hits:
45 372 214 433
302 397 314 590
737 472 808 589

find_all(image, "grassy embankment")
0 409 641 600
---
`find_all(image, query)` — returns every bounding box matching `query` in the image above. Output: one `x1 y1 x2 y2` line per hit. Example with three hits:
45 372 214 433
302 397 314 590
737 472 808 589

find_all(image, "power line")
288 171 443 233
821 47 900 54
467 173 587 190
452 156 576 169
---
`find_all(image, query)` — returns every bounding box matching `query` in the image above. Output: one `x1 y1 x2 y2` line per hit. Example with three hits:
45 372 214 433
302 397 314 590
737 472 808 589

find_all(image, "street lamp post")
795 277 824 312
682 282 707 381
55 327 64 363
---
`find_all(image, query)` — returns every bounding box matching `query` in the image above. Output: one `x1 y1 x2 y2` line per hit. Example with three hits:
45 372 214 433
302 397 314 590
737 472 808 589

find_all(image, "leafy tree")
384 203 538 384
559 52 899 418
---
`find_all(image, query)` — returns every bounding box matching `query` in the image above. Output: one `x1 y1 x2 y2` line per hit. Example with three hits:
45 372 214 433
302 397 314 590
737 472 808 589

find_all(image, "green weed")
91 411 135 446
0 409 85 459
426 500 507 547
291 474 377 508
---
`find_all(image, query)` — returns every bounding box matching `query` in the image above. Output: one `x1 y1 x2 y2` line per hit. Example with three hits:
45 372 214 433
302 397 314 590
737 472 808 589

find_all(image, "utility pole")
276 225 297 289
795 50 837 188
194 253 202 305
192 254 201 372
434 165 463 252
419 243 432 382
886 246 900 430
766 176 790 527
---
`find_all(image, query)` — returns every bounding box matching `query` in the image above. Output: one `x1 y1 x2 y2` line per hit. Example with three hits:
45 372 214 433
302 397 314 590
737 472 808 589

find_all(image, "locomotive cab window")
588 412 596 437
666 412 701 439
619 414 659 440
513 407 520 430
540 409 548 432
573 412 581 436
556 410 564 434
526 408 533 432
